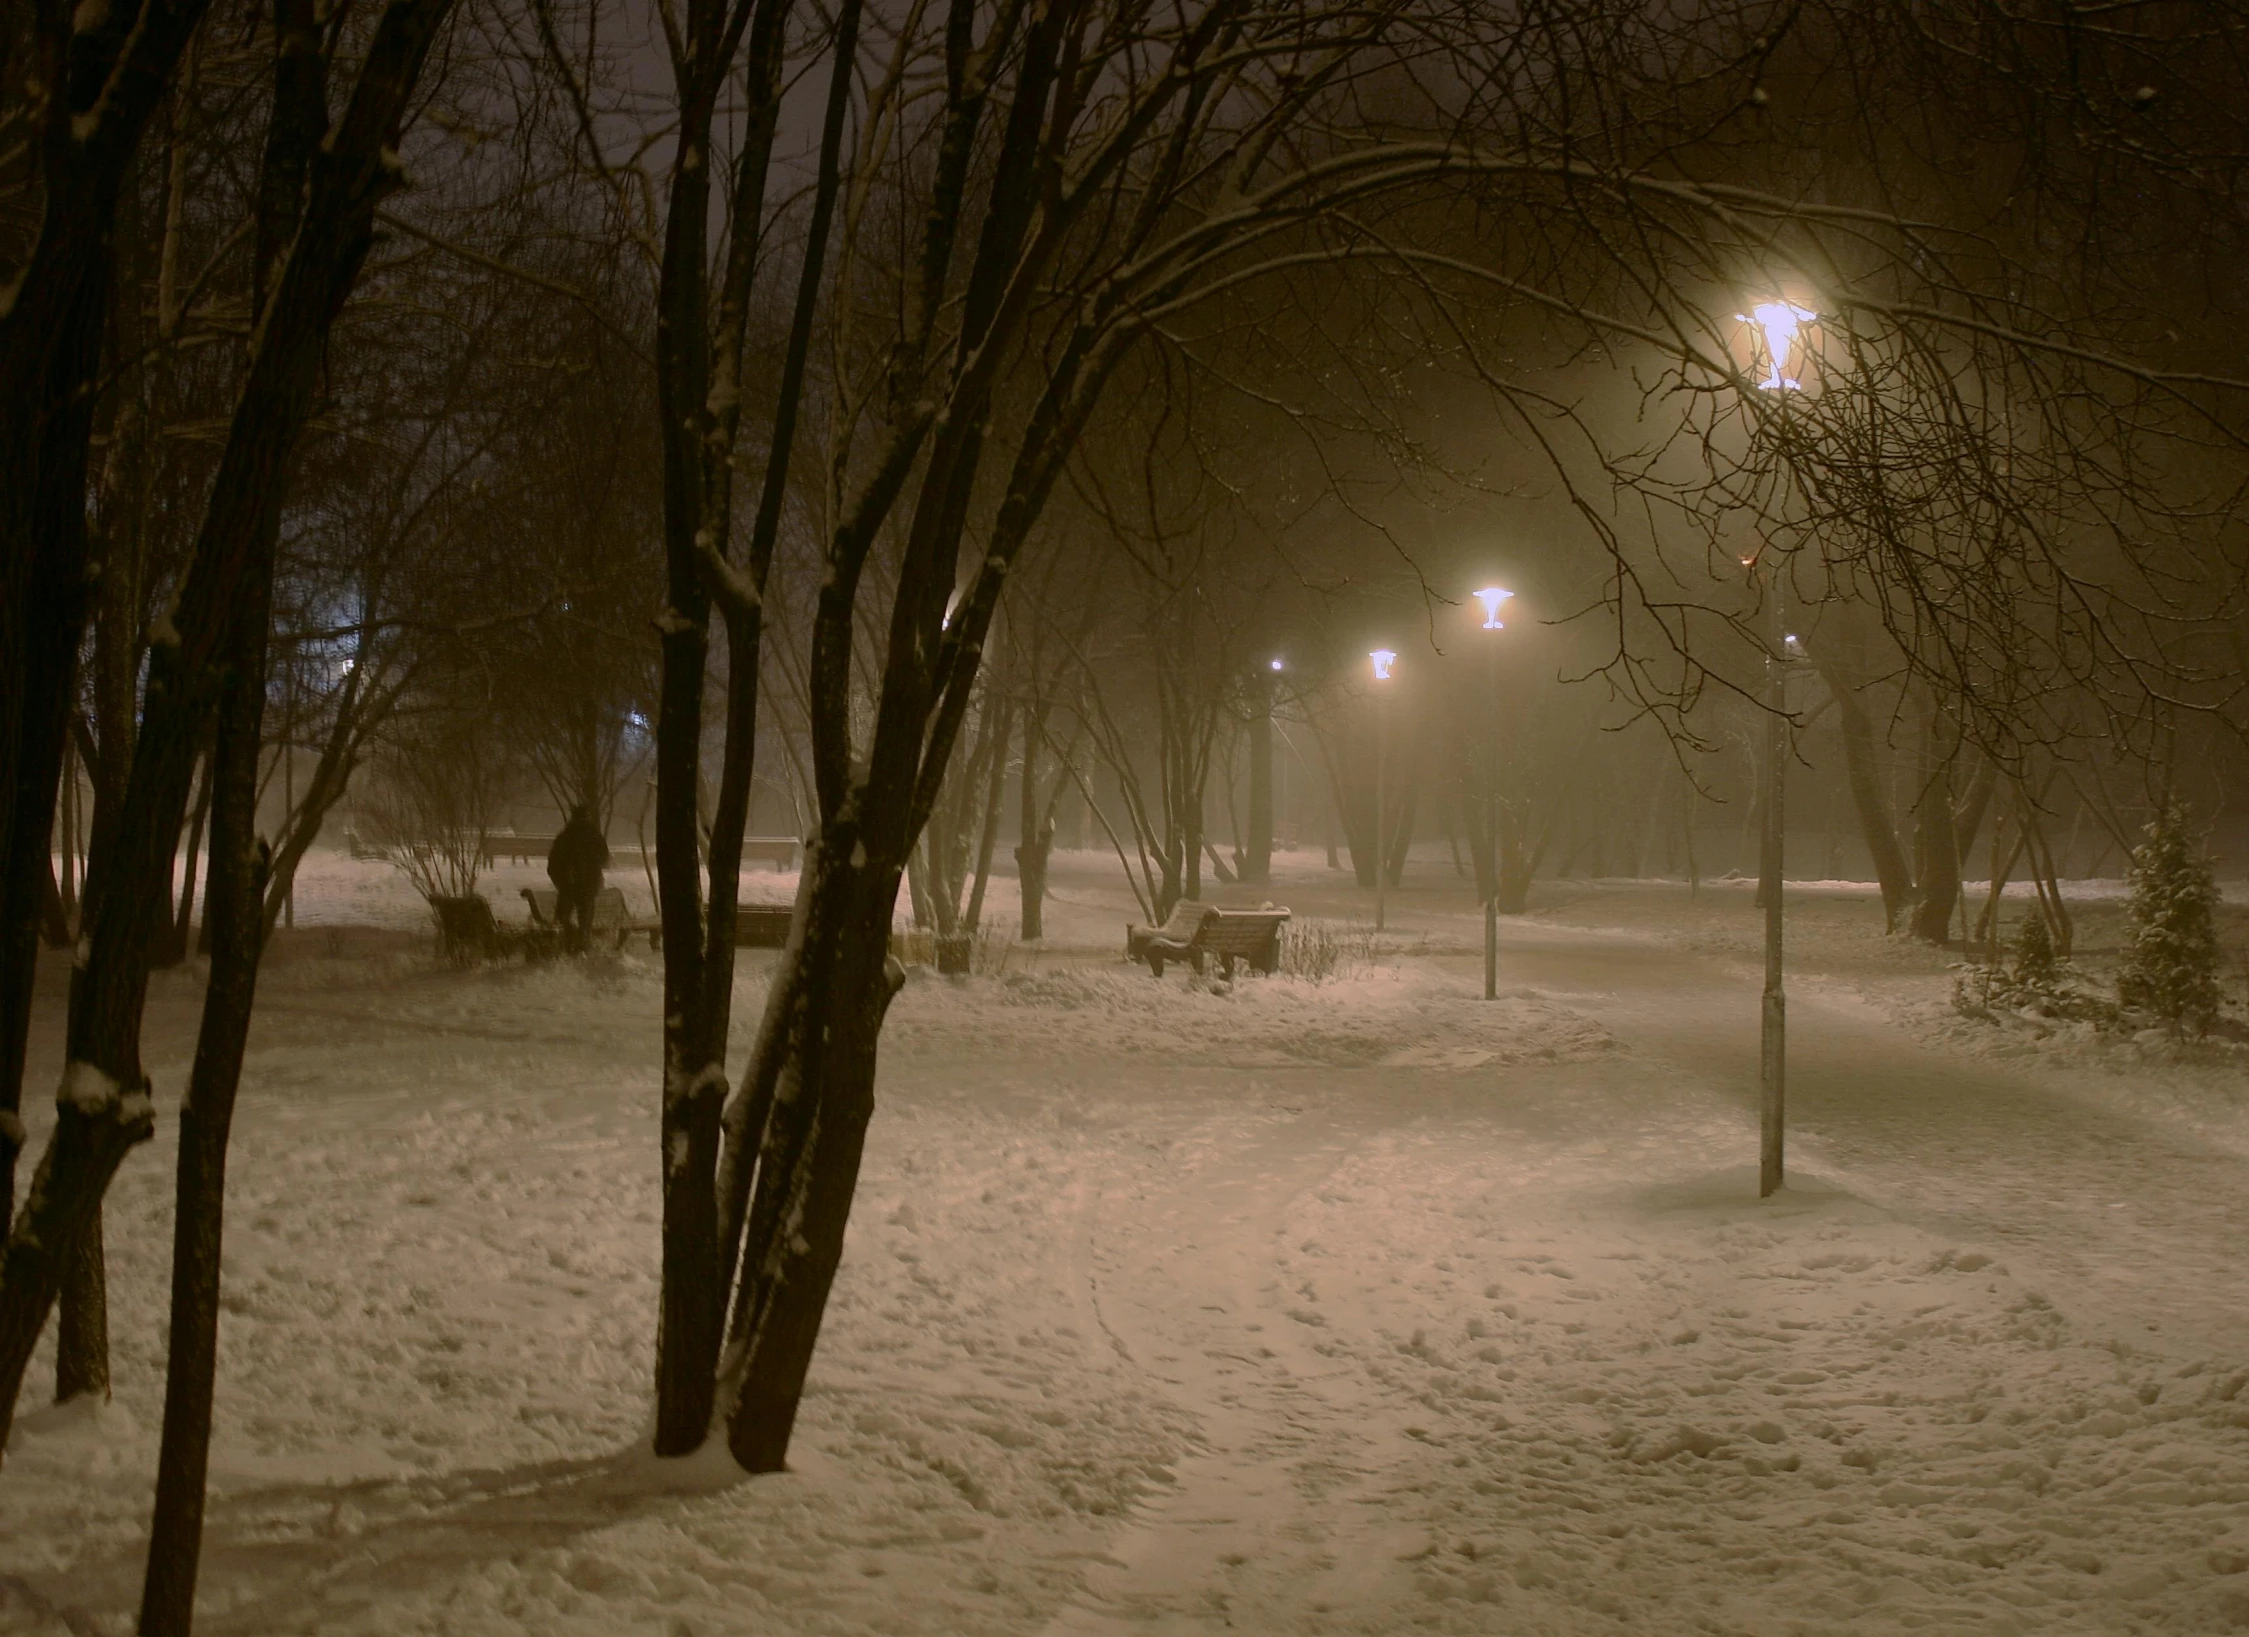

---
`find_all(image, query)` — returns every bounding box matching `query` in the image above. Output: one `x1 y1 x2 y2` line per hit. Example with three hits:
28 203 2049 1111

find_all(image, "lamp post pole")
1485 635 1499 999
1370 650 1396 934
1473 588 1512 1000
1374 699 1388 935
1248 660 1278 887
1758 565 1787 1197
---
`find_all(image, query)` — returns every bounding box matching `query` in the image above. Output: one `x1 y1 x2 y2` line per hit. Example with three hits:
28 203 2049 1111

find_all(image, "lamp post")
1247 658 1281 886
1473 587 1512 1000
1749 553 1789 1199
1369 648 1396 932
1737 294 1816 1199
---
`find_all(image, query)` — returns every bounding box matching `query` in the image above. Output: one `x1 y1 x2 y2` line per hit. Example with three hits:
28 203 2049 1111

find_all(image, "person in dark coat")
548 804 610 952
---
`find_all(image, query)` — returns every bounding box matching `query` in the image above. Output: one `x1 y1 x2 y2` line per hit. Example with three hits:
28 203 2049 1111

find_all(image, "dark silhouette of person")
548 804 610 952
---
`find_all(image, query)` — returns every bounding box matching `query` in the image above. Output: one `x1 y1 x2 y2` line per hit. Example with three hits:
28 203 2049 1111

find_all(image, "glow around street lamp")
1737 300 1817 392
1474 586 1513 630
1369 648 1397 681
1270 657 1284 671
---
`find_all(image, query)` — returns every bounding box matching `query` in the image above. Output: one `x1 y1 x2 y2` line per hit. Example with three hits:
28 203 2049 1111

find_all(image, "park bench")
1126 900 1212 975
1125 903 1292 978
488 832 556 865
521 885 655 950
742 835 801 870
429 893 512 961
1195 908 1290 977
735 903 794 948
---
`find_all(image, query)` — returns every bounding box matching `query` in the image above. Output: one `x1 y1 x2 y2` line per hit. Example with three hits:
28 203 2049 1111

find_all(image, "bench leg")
1190 950 1206 976
1149 954 1165 978
1219 953 1237 980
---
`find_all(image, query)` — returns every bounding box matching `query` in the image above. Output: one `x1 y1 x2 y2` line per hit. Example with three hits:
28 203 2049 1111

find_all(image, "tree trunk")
1816 653 1914 927
1014 709 1050 941
1908 712 1963 944
0 0 212 1279
1384 785 1417 889
152 755 213 968
53 1218 108 1403
1496 802 1539 915
1015 821 1052 941
721 839 903 1471
963 700 1009 935
648 0 832 1457
261 647 382 939
138 478 278 1637
1318 724 1376 887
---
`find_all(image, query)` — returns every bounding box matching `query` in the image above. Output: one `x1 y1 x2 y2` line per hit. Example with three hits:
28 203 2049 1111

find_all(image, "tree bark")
1820 659 1915 928
1015 709 1051 941
1908 708 1964 944
53 1218 109 1403
963 699 1010 935
152 756 213 968
721 836 902 1470
138 470 279 1637
1384 786 1417 889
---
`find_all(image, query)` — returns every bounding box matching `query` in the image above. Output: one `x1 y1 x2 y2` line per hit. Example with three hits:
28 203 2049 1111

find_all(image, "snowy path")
1512 923 2249 1360
1050 1075 1441 1634
1033 920 2249 1635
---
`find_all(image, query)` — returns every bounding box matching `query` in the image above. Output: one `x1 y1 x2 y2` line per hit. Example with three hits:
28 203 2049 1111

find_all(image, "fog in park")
5 0 2249 1631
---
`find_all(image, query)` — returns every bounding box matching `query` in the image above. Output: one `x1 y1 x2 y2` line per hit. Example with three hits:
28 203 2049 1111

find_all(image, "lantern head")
1736 300 1817 391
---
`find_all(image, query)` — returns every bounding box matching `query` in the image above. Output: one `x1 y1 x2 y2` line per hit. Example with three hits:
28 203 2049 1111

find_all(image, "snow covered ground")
6 851 2249 1634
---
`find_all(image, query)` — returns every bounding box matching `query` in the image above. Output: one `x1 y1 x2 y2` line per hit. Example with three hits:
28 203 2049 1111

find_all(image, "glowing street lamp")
1370 650 1397 932
1473 589 1511 997
1737 299 1818 392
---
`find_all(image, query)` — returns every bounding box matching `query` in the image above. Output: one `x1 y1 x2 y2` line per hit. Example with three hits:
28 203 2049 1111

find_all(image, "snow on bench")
1125 901 1290 978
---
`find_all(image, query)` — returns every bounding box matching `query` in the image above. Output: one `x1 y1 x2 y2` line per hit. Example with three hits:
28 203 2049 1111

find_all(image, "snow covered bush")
2116 804 2223 1037
2012 912 2060 988
1950 911 2109 1028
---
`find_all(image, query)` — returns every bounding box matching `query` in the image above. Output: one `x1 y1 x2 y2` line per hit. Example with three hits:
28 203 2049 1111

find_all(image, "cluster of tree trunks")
0 5 463 1634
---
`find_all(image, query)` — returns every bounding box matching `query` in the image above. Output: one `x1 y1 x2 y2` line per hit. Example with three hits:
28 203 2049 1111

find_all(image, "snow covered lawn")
6 854 2249 1634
